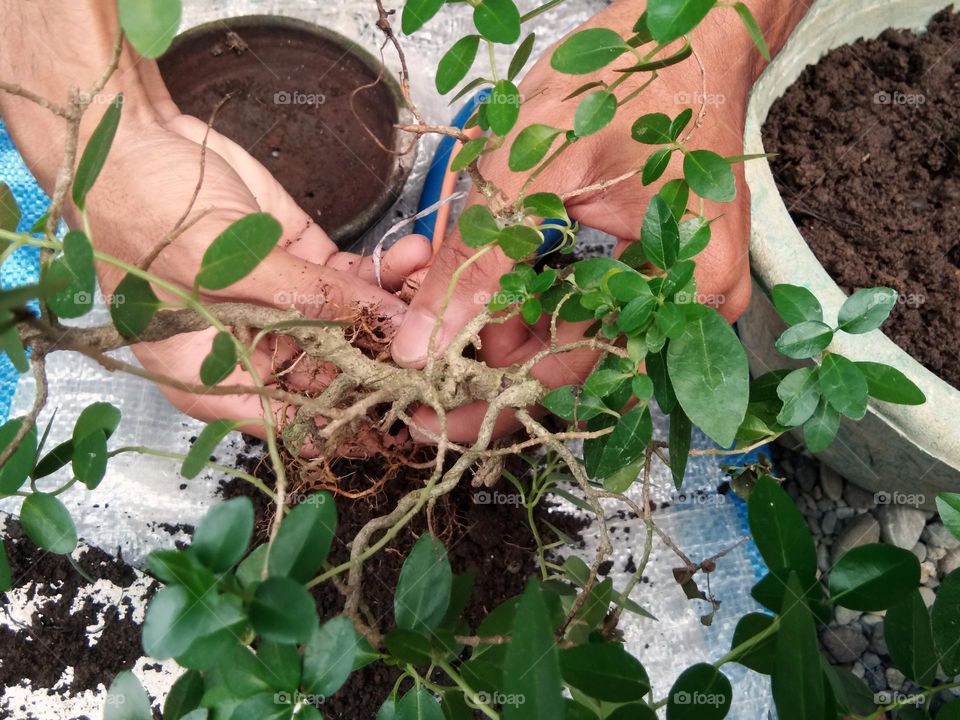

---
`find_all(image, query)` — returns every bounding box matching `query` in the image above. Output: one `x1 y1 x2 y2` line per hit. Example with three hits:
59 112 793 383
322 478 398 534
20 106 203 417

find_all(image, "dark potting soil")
224 443 588 719
0 517 156 714
763 9 960 388
157 19 398 241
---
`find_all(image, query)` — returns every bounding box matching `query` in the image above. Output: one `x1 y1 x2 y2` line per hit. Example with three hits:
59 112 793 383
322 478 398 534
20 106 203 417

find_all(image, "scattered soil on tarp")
158 19 398 242
224 442 588 719
0 517 155 708
763 9 960 388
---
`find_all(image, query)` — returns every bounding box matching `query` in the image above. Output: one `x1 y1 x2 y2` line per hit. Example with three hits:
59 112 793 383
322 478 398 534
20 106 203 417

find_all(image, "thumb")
390 199 515 368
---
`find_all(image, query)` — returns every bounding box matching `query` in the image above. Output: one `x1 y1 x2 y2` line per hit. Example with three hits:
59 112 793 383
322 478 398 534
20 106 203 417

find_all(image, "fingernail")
392 307 438 368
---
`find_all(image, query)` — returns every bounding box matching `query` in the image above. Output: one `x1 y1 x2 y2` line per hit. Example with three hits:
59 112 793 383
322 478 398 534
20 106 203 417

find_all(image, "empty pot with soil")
739 0 960 503
158 15 415 248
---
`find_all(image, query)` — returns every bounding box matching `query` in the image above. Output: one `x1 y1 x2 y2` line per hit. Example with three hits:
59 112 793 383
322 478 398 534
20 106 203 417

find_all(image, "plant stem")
520 0 568 23
108 445 276 501
436 658 500 719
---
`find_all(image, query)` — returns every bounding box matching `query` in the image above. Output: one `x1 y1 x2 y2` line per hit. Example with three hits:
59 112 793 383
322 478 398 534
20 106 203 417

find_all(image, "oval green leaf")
191 496 254 572
395 533 452 634
21 492 77 554
829 544 921 611
196 213 283 291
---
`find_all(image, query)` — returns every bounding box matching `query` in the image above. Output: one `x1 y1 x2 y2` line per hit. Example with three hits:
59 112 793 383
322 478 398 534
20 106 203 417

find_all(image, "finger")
324 234 433 292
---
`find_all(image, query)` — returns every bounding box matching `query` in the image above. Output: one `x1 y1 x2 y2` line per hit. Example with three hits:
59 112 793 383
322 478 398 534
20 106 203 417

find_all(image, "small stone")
818 543 831 574
940 547 960 577
862 651 882 669
835 606 862 626
919 587 936 607
813 486 822 500
878 505 927 549
822 510 838 536
852 661 866 679
833 514 881 563
861 613 884 628
929 546 947 562
845 483 876 510
911 542 927 563
886 668 906 691
822 626 869 664
836 507 857 520
924 522 960 550
921 560 937 585
797 463 817 493
869 624 888 655
821 466 844 502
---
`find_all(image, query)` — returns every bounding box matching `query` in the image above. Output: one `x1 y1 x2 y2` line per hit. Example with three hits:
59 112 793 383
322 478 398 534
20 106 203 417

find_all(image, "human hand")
391 0 808 442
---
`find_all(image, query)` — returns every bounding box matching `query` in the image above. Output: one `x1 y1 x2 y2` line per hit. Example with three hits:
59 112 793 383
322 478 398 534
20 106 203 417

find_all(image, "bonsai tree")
1 0 958 718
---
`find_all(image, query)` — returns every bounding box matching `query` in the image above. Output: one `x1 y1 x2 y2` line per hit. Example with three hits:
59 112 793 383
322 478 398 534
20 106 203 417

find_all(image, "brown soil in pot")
763 9 960 388
225 443 589 719
158 17 400 245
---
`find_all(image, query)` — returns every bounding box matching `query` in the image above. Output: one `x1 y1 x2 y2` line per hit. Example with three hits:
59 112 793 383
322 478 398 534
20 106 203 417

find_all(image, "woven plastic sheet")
0 1 773 717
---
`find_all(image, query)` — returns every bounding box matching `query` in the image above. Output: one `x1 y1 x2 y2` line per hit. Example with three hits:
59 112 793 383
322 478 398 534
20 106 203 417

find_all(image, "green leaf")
668 407 691 489
268 493 336 583
0 182 22 232
677 218 710 260
384 628 433 666
772 572 825 720
195 213 283 291
631 113 673 144
818 353 868 420
451 137 487 172
0 319 27 373
0 417 38 496
73 96 123 209
487 80 522 136
402 0 445 34
231 693 294 720
147 549 216 595
683 150 735 203
224 645 273 698
776 367 820 427
937 493 960 542
733 2 770 59
21 493 77 554
730 613 776 674
525 193 567 222
608 271 651 304
521 298 542 324
595 405 652 479
46 230 96 319
377 698 398 720
829 544 921 611
396 533 452 634
855 362 925 405
73 429 108 489
458 205 501 248
509 125 563 172
437 36 480 94
250 577 319 644
656 302 686 339
642 148 673 185
163 670 204 720
110 273 161 338
199 331 237 386
551 28 629 74
74 401 122 443
302 615 359 696
641 195 680 270
771 284 822 325
666 304 748 447
822 662 875 717
104 670 153 720
838 288 897 334
583 369 629 399
474 0 521 44
508 33 536 80
118 0 181 58
885 589 937 685
559 643 649 702
802 398 840 453
647 0 717 43
236 544 268 590
498 225 542 260
574 91 617 137
191 497 254 572
666 663 731 719
396 688 444 720
933 568 960 675
748 475 817 585
181 419 240 479
608 705 656 720
503 580 563 719
647 349 677 413
775 321 833 359
143 585 219 659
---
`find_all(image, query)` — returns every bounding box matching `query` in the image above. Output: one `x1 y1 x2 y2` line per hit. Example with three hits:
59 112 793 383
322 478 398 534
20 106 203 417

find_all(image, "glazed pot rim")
743 0 960 464
163 14 417 247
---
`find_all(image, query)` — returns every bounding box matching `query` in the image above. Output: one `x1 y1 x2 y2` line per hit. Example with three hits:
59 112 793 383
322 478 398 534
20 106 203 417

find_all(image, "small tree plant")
1 1 959 718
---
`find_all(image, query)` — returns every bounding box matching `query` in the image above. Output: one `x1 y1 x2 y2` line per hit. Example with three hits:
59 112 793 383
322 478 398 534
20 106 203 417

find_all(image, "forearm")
0 1 155 193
